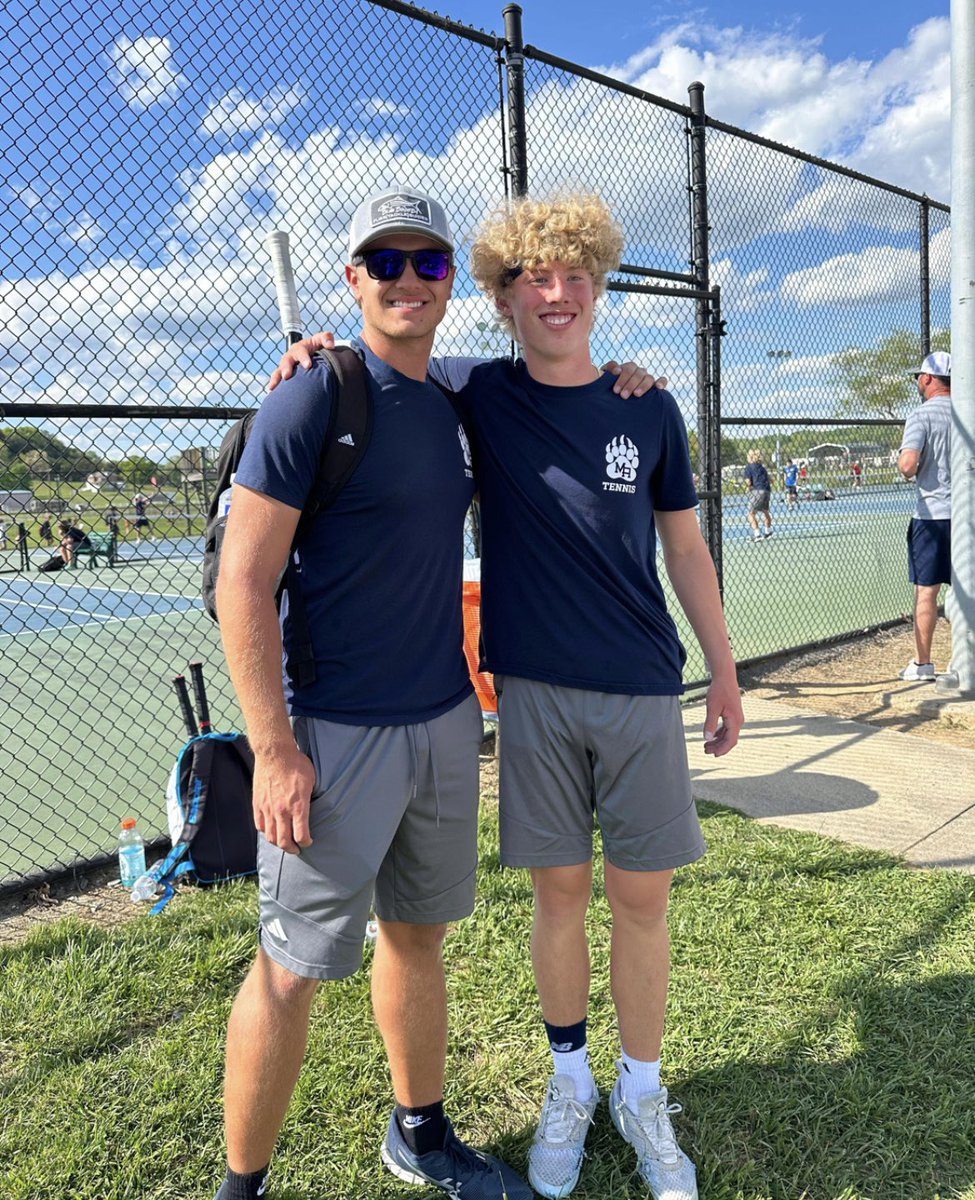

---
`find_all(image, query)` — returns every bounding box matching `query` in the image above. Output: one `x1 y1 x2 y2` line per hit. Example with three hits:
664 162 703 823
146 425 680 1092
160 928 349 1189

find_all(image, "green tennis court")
0 486 917 886
0 558 240 884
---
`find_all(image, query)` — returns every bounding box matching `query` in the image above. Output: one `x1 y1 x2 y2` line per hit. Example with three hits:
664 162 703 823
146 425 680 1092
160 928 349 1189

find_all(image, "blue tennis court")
0 575 201 636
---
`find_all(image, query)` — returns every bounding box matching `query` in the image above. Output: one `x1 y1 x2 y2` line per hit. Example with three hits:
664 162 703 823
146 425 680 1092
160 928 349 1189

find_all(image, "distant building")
0 489 33 514
83 471 121 492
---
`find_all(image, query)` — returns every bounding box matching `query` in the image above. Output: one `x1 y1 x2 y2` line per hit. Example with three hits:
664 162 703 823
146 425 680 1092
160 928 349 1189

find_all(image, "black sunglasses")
352 247 453 282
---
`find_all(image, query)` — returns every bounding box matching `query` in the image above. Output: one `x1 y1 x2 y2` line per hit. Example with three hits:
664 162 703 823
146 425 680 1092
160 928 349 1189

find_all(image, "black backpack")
142 731 257 913
202 346 372 686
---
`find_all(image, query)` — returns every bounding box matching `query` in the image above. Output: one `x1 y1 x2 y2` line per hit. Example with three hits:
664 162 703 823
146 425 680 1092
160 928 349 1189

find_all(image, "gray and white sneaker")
609 1067 698 1200
899 660 936 681
527 1075 599 1198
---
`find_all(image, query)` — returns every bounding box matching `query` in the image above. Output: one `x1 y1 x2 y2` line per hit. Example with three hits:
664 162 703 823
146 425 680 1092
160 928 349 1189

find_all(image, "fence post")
920 197 931 355
708 286 725 596
941 0 975 696
502 4 528 197
687 81 719 573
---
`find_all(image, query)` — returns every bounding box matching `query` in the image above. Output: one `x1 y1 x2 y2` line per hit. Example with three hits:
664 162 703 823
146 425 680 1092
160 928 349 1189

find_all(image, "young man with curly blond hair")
432 193 742 1200
273 191 741 1200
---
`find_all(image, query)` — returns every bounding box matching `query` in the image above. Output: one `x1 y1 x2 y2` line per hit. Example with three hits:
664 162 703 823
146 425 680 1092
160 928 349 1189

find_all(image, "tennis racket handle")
188 660 212 732
173 676 199 738
265 230 303 344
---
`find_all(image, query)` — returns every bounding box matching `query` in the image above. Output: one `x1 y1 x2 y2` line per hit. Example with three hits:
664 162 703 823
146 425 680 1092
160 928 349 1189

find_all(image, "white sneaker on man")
527 1075 599 1198
610 1067 698 1200
899 660 936 682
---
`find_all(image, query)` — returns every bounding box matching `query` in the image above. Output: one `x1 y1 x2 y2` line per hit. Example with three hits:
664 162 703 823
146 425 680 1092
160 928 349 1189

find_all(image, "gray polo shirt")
900 393 951 520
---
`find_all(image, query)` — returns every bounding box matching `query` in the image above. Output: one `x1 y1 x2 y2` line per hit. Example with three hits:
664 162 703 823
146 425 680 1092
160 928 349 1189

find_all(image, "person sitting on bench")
58 521 90 566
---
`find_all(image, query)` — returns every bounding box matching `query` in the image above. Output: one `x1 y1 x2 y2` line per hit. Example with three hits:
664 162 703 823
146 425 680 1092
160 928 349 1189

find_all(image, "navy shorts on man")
907 517 951 587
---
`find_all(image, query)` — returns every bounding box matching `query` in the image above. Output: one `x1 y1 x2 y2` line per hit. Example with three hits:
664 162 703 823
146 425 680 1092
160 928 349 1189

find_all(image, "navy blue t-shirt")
744 462 771 490
234 338 475 725
431 357 698 695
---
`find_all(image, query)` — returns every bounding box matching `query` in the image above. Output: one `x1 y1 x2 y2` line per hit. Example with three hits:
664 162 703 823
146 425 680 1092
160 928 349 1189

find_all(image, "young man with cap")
898 350 953 681
213 189 532 1200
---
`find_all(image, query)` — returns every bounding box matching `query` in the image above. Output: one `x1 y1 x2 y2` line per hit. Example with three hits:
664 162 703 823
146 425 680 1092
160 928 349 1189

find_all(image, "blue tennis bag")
141 732 257 913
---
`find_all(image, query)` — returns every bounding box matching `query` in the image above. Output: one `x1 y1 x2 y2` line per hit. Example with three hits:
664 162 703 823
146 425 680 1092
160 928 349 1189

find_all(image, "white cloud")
109 37 187 110
169 370 265 406
199 87 306 142
600 17 950 204
781 225 950 307
361 98 413 119
65 217 106 252
1 15 950 436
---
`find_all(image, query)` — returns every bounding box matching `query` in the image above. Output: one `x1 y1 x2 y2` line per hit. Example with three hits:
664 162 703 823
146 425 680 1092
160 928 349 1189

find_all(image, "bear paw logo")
605 435 639 482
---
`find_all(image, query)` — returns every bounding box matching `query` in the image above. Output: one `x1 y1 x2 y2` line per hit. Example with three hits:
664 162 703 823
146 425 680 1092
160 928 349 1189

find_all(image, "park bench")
69 531 117 569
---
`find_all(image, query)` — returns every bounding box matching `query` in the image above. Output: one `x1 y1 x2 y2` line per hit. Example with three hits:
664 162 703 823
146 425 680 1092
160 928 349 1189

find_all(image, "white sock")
619 1051 662 1107
552 1045 596 1103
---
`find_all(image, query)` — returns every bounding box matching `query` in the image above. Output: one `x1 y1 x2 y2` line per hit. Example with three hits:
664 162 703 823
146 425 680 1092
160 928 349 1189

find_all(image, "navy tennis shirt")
235 337 475 725
431 357 699 695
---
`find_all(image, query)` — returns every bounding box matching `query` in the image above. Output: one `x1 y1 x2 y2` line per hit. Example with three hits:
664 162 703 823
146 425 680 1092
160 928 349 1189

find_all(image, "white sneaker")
528 1075 599 1198
610 1068 698 1200
752 533 763 542
899 661 935 682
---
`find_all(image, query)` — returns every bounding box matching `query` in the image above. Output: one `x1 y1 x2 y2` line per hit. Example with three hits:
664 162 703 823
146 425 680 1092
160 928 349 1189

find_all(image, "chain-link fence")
701 121 948 664
0 0 950 889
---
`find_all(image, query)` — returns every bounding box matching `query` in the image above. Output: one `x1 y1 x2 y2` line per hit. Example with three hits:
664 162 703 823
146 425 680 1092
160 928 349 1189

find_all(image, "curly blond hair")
470 193 624 337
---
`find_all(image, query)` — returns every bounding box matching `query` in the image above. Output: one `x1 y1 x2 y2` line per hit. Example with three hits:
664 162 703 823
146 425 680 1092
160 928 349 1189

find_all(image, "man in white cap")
213 188 533 1200
898 350 952 680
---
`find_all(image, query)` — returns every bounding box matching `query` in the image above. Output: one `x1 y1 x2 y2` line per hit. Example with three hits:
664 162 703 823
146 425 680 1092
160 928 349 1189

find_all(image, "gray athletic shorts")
496 677 705 872
258 693 483 980
748 488 771 514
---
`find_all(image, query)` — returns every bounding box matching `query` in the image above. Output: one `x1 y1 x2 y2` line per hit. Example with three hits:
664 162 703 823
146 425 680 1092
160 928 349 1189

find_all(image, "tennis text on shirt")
430 357 698 695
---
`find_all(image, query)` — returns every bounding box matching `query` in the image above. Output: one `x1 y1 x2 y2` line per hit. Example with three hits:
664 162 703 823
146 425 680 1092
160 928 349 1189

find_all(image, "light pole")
766 349 792 472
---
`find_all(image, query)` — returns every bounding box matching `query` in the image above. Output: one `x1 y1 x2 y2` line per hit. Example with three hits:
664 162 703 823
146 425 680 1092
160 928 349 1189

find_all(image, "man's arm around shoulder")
216 484 315 854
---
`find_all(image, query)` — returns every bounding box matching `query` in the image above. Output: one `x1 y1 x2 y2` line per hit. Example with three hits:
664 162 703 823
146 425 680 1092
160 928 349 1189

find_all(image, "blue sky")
0 0 953 460
457 0 947 71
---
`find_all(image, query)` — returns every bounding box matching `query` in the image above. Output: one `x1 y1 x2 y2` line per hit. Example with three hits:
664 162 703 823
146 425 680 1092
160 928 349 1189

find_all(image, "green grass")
3 796 975 1200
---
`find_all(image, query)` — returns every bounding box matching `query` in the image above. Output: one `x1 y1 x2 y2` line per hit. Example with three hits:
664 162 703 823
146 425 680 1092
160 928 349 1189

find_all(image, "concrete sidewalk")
682 694 975 872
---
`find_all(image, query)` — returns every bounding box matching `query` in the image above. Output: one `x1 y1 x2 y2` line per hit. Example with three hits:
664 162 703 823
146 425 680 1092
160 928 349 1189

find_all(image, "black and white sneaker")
382 1112 532 1199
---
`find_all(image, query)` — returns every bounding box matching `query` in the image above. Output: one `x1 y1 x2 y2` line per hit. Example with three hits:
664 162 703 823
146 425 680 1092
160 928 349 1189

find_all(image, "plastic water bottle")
130 872 158 903
118 817 146 888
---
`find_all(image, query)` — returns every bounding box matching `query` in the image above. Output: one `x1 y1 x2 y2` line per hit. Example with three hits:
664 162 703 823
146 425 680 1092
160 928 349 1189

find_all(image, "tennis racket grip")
173 676 199 738
265 230 303 346
188 660 212 733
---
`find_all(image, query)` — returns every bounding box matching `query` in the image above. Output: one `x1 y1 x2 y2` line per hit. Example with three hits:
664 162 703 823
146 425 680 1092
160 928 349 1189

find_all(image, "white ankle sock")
619 1051 662 1107
552 1045 596 1102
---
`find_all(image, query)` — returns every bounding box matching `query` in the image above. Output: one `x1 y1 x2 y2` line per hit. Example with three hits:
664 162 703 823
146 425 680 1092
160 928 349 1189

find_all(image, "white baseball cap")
348 189 454 261
906 350 951 377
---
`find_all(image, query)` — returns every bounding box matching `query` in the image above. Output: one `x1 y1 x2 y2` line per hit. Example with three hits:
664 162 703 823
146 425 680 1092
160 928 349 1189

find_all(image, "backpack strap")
285 345 372 690
297 345 373 532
